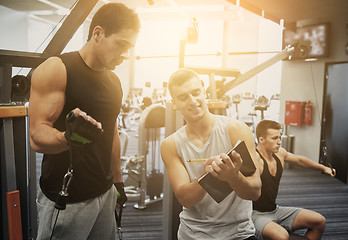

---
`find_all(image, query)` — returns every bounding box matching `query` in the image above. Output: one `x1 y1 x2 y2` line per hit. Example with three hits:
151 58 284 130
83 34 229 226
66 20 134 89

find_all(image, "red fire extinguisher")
304 101 313 125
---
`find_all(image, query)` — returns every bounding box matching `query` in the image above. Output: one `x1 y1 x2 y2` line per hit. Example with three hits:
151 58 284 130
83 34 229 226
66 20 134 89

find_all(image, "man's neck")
185 113 215 147
186 112 214 132
257 145 274 161
79 43 105 72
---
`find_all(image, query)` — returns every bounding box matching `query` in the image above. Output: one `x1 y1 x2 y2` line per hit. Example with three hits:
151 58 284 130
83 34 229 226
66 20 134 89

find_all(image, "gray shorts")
252 205 302 240
36 185 117 240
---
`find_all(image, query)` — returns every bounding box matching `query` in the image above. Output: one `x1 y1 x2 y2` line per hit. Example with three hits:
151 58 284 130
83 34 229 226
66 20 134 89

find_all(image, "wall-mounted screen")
283 23 330 59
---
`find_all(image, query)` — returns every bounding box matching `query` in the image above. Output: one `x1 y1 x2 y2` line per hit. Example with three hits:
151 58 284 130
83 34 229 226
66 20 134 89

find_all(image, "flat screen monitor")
283 23 330 59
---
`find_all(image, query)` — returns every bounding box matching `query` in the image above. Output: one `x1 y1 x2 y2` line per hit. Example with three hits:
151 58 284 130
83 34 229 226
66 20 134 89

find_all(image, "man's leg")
36 188 99 240
262 221 289 240
252 209 289 240
291 209 326 240
87 185 117 240
36 186 115 240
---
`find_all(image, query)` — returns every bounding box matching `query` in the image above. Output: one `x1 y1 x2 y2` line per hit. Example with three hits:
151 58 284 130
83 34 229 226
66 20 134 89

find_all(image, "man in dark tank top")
29 3 139 239
252 120 336 240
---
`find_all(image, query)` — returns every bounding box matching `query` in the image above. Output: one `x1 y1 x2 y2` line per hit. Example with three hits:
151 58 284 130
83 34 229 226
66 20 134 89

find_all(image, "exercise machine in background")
121 104 165 209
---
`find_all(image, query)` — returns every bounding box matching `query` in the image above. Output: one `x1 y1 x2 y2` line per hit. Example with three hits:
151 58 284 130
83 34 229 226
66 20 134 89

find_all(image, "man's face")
171 77 208 122
97 28 138 70
261 129 282 153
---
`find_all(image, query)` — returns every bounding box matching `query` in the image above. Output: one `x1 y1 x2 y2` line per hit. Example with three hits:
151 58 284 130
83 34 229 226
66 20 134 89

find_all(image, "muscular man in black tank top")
252 120 335 240
29 3 139 239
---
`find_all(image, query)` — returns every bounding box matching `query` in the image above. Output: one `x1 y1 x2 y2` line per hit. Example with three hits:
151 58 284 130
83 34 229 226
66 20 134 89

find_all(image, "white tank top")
173 115 255 240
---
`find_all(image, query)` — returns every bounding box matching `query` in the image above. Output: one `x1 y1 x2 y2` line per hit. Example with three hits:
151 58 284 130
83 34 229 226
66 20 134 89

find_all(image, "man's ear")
93 26 103 40
258 136 264 143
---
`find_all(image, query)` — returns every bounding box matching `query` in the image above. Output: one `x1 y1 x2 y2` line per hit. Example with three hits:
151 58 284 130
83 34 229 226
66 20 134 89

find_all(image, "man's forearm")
110 145 122 182
175 179 206 208
111 158 122 183
228 172 261 201
30 124 68 154
111 131 122 183
299 157 326 171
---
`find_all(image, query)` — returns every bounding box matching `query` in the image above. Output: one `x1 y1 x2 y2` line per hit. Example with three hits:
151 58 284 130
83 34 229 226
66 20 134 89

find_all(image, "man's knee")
294 209 326 232
314 214 326 231
306 211 326 231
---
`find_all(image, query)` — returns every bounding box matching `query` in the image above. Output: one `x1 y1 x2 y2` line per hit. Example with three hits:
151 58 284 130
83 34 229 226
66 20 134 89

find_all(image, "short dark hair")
256 120 282 140
87 3 140 41
168 68 202 98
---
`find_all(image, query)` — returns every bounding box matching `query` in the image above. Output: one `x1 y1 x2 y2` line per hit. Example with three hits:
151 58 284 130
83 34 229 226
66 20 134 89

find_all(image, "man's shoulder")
33 56 66 83
105 70 121 84
109 70 120 79
226 118 248 132
160 135 177 156
162 125 187 147
41 55 65 66
162 134 174 145
274 148 287 161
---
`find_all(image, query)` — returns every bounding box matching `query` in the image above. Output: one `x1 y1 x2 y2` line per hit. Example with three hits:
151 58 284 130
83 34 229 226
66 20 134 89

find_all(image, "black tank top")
40 51 123 203
253 149 283 212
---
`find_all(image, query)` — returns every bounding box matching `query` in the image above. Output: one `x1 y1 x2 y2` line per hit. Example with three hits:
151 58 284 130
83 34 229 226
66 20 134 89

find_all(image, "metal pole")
224 46 294 92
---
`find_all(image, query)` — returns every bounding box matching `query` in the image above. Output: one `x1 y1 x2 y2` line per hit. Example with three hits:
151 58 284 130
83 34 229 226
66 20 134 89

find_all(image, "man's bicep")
283 150 299 164
29 87 65 127
29 57 66 127
160 138 190 193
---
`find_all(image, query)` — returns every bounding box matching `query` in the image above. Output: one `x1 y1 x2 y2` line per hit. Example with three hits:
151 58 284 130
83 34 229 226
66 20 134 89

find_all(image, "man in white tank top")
160 68 261 239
